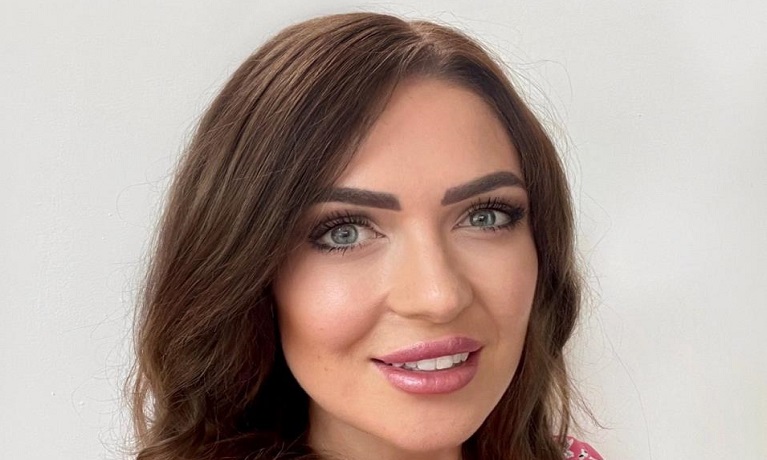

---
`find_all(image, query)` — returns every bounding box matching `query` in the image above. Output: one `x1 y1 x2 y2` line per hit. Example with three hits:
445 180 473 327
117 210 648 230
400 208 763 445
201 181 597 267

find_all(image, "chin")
310 397 488 459
374 411 483 454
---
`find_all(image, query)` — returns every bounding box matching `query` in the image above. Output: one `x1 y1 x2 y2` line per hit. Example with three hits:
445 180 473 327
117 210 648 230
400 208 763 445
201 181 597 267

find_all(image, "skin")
272 78 538 460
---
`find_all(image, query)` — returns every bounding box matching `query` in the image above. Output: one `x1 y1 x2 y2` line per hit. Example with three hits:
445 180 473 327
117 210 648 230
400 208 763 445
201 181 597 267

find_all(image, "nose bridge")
386 224 473 323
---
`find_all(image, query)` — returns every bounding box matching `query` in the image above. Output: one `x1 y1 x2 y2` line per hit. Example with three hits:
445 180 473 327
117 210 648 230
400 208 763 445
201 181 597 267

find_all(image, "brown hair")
130 12 582 460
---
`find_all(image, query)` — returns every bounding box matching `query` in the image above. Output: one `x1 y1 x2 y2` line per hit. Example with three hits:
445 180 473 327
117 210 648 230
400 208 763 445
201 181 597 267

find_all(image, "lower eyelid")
460 206 525 227
309 203 525 250
308 214 373 240
310 222 383 254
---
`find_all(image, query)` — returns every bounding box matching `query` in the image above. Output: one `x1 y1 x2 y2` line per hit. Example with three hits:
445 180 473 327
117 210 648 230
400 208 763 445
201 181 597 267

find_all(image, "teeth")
391 352 470 371
435 356 453 370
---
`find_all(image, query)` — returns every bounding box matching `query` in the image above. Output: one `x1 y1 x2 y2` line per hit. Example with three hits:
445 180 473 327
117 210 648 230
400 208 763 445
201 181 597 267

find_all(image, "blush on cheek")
275 262 382 355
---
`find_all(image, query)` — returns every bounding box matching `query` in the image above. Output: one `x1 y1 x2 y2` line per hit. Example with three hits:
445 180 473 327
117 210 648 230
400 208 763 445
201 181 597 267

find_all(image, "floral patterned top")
564 437 603 459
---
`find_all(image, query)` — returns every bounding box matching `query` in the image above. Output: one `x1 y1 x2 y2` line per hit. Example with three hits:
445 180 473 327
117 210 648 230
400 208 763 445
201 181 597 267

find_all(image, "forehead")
335 78 522 194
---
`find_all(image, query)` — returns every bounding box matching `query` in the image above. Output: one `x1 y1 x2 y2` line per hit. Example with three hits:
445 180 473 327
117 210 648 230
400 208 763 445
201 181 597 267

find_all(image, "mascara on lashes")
307 197 527 253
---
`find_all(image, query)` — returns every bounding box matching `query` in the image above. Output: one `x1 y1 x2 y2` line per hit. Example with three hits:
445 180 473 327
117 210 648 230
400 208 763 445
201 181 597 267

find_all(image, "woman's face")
273 78 538 459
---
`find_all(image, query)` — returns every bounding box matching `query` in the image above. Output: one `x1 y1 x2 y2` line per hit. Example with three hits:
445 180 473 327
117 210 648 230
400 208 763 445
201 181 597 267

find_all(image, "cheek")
461 234 538 355
273 256 381 365
465 235 538 310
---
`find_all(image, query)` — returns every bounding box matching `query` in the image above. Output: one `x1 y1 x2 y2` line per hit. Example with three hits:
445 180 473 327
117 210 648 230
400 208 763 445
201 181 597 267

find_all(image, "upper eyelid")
315 193 521 214
465 196 514 210
308 189 524 216
310 196 523 233
307 198 525 254
306 211 378 240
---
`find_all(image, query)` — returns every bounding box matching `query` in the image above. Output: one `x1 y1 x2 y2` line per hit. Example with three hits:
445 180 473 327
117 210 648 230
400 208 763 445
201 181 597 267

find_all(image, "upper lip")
374 336 483 364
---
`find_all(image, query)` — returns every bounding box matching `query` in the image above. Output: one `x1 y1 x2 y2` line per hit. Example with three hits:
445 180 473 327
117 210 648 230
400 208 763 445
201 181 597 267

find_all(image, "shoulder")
563 436 603 460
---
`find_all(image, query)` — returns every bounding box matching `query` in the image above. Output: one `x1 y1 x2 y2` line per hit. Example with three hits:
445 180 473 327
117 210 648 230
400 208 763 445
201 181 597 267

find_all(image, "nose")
385 227 474 324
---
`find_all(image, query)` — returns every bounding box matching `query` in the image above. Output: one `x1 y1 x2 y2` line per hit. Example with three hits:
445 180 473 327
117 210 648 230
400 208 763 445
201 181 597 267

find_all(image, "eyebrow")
318 171 525 210
441 171 525 205
322 188 401 210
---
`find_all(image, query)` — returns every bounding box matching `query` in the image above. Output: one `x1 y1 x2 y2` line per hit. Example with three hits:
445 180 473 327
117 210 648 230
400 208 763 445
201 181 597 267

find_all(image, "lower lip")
373 351 480 395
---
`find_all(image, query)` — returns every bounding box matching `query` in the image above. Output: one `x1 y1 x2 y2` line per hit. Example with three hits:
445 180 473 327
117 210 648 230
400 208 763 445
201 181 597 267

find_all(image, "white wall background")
2 1 765 458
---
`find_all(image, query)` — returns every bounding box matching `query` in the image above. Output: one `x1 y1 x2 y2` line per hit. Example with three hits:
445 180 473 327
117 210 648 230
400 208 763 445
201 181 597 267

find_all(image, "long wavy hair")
129 12 582 460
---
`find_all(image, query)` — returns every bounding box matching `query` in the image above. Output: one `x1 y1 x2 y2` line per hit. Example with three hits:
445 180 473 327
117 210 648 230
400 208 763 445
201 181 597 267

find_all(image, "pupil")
471 210 495 226
331 225 358 244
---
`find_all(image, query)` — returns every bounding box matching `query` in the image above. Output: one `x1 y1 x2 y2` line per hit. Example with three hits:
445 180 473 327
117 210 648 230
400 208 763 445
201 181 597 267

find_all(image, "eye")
467 209 511 228
326 224 359 245
458 197 526 232
308 212 382 254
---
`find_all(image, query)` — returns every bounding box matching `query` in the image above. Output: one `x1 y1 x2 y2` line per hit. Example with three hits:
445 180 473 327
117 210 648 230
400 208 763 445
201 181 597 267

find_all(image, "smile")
389 352 470 371
373 337 482 394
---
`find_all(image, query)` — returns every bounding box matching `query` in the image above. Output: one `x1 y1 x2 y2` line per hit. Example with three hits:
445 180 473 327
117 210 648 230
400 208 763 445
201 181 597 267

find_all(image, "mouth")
374 336 482 365
372 337 483 394
373 351 472 372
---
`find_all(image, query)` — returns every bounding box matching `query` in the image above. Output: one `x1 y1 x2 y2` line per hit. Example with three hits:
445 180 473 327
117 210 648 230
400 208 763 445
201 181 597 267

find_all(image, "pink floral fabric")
564 437 603 460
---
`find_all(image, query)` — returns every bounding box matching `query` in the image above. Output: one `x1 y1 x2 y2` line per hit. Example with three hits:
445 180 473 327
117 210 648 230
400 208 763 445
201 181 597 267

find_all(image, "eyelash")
465 197 526 232
307 211 376 254
308 197 527 255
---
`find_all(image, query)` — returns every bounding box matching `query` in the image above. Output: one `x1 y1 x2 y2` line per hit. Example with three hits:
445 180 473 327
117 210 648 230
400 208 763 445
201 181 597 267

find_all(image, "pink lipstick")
373 337 482 394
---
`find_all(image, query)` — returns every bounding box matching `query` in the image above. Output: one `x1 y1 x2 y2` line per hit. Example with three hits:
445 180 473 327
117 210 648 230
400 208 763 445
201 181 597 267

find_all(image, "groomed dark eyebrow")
318 171 525 210
441 171 525 205
321 188 401 210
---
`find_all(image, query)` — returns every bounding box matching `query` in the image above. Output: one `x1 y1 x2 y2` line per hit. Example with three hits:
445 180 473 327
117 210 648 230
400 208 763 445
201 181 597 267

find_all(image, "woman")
130 12 602 460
